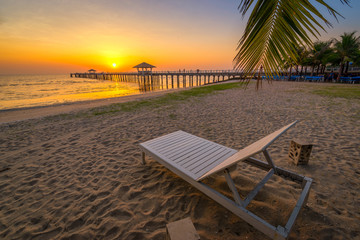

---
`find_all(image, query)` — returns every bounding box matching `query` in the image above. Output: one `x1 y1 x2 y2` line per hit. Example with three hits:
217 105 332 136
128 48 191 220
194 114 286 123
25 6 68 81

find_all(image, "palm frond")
234 0 350 83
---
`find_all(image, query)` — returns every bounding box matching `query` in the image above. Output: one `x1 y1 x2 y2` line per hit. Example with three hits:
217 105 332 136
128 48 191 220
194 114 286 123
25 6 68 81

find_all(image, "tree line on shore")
234 0 355 88
283 31 360 81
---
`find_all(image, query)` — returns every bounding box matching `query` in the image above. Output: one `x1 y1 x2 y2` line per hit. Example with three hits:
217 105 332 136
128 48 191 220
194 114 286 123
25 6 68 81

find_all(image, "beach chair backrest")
198 121 297 180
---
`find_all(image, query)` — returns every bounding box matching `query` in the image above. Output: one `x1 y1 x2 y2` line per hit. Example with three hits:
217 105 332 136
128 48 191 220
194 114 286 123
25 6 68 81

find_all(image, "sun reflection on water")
0 75 142 110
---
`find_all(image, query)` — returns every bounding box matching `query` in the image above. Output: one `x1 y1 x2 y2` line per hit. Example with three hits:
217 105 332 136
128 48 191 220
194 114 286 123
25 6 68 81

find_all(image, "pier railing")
70 70 244 91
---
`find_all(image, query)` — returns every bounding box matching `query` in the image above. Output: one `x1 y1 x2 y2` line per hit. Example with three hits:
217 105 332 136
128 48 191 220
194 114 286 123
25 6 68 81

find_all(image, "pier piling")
70 70 243 91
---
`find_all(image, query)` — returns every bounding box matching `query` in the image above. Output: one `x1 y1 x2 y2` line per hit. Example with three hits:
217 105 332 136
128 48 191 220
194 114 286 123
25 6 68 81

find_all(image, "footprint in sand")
108 209 133 221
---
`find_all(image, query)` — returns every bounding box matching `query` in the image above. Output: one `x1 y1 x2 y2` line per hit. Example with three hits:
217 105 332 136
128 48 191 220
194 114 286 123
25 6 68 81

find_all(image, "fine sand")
0 81 359 240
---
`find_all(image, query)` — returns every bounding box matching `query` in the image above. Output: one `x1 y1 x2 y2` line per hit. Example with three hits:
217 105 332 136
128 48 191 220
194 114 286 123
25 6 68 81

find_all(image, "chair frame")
140 123 312 239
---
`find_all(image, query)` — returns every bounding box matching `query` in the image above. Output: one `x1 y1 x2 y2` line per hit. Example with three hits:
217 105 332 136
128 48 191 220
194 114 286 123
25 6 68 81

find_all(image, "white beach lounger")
139 121 312 240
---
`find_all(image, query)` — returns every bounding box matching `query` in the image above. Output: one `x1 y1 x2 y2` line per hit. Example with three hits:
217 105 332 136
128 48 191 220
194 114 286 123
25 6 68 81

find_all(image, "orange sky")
0 0 359 74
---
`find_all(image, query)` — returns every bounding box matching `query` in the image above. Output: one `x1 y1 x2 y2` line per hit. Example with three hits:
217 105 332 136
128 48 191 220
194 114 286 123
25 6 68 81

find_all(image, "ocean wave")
0 75 141 110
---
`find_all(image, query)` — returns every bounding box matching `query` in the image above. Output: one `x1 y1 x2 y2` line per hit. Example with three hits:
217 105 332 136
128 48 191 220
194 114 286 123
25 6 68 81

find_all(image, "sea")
0 74 155 111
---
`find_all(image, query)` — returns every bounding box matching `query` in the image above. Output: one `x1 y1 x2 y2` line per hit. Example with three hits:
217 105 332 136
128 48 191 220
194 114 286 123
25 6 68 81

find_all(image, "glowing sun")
112 63 117 67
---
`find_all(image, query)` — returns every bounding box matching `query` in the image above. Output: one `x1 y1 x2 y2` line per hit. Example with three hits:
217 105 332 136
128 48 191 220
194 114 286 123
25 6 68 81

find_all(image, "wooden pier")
70 70 243 91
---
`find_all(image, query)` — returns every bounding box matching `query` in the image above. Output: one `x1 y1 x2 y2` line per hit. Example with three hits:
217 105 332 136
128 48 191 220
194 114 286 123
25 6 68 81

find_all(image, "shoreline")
0 88 185 124
0 79 241 124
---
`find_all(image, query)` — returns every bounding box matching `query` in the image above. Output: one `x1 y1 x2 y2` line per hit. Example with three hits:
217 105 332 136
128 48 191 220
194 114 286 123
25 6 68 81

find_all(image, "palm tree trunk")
300 65 304 76
345 61 349 74
337 62 344 82
311 66 315 76
257 66 263 88
288 66 292 81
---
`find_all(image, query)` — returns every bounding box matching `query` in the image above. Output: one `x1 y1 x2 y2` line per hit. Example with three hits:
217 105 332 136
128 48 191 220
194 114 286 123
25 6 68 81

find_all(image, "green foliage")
234 0 350 79
332 31 360 78
334 31 360 63
169 113 177 119
312 86 360 99
313 41 333 65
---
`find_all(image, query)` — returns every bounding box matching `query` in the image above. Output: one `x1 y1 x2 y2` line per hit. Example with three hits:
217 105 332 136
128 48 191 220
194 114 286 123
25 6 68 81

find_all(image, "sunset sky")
1 0 359 74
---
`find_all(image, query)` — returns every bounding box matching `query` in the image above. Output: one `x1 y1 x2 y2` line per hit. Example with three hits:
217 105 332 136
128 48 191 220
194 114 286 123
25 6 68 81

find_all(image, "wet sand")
0 88 184 124
0 81 359 239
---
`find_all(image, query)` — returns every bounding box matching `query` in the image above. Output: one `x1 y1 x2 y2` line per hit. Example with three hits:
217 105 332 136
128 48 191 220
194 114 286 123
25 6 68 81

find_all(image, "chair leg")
142 152 146 165
224 168 243 206
263 150 277 174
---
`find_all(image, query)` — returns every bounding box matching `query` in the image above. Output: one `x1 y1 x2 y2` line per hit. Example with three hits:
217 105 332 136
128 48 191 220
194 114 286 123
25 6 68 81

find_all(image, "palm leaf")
234 0 350 84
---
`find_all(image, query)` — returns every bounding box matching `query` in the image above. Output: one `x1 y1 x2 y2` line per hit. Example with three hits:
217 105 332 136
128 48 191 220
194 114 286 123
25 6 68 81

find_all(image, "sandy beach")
0 88 184 124
0 81 359 240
